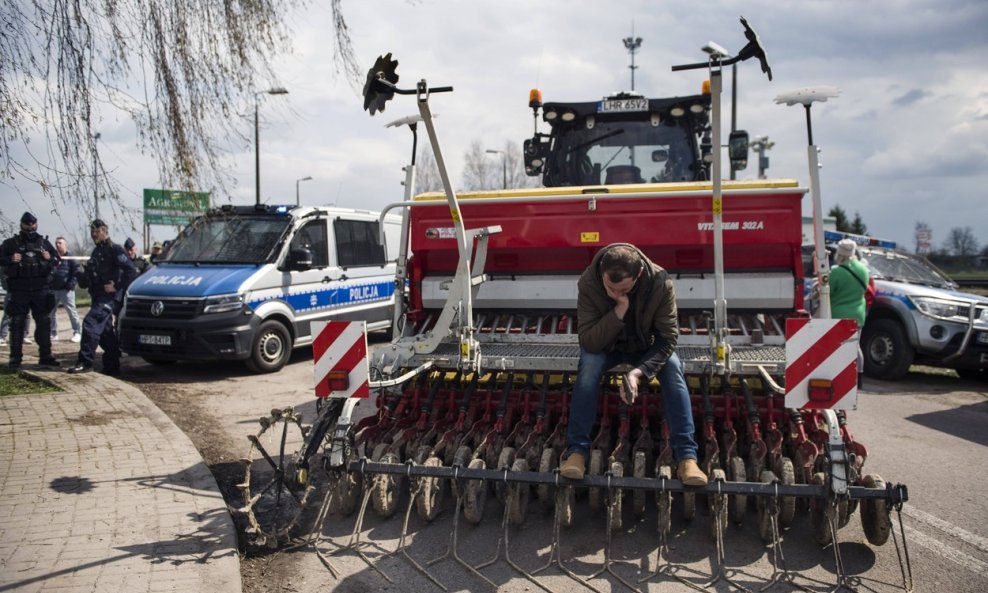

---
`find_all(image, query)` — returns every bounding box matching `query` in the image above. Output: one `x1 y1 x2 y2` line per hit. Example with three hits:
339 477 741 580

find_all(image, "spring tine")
393 480 449 591
825 504 860 593
700 479 754 593
327 484 394 583
586 473 640 592
531 473 604 593
501 484 555 593
426 489 498 589
759 486 815 593
892 505 915 592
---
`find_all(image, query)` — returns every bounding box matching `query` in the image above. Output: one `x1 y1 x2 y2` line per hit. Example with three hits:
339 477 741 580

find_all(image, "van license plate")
139 334 171 346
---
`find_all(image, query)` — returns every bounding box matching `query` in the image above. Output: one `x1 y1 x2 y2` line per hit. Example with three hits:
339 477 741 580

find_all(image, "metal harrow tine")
531 471 603 593
759 485 814 593
425 469 498 589
824 500 861 593
392 478 449 591
891 500 915 592
326 477 394 583
587 472 640 592
286 476 341 577
637 473 708 592
474 470 553 593
700 478 754 593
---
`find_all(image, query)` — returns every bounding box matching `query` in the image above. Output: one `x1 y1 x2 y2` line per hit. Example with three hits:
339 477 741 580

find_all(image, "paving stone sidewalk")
0 365 241 593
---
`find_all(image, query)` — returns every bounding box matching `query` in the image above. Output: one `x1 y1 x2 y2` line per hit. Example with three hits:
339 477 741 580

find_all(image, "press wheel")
330 449 362 517
757 470 779 543
810 472 836 546
608 461 624 531
777 456 796 527
727 455 747 525
588 449 605 512
507 457 530 525
372 450 402 518
556 484 575 528
416 455 447 522
708 468 728 541
495 447 517 503
537 448 557 513
451 445 472 499
632 450 648 517
860 474 892 546
462 458 488 524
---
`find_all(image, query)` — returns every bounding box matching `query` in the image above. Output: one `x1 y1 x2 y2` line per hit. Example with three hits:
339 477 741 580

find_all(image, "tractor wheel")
463 458 488 524
451 445 472 499
708 468 728 541
608 461 624 531
537 448 557 513
810 472 835 546
778 456 796 527
371 451 402 518
656 465 673 536
495 447 517 504
860 474 892 546
245 319 292 373
757 470 779 543
507 457 530 525
728 455 747 525
416 455 447 522
862 319 914 380
588 449 605 512
632 450 648 517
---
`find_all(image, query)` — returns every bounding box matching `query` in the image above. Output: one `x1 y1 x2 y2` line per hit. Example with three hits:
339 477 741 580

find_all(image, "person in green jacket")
559 243 707 486
830 239 870 386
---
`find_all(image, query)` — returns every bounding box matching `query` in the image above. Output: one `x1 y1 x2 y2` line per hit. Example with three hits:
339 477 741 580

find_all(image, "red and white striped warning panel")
312 320 370 399
785 318 859 410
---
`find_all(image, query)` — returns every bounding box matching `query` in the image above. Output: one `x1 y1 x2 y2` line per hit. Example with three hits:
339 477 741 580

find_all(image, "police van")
119 204 401 373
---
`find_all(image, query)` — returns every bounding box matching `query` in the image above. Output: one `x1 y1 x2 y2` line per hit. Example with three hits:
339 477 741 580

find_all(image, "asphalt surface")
0 312 241 593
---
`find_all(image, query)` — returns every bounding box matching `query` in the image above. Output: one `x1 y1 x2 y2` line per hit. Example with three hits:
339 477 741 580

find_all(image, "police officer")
68 219 136 375
0 212 60 369
124 237 149 275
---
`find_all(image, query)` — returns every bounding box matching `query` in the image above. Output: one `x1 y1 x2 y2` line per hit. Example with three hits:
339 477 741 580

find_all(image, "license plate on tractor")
138 334 171 346
599 97 648 112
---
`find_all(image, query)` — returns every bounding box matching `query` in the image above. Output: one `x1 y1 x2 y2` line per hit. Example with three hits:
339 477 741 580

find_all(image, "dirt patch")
68 410 132 426
137 380 299 593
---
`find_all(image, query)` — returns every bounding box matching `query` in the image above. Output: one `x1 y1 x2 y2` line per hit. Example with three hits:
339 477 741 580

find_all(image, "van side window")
334 219 385 268
291 220 329 268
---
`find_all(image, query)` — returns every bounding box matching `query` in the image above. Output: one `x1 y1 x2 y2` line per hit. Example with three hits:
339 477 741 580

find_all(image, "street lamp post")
254 87 289 206
485 149 507 189
295 176 313 206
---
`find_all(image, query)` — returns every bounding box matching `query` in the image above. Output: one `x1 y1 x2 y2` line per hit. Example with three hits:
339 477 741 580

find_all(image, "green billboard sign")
143 189 210 225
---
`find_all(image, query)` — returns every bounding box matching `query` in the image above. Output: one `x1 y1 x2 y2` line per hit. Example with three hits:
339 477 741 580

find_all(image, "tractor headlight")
203 293 245 314
910 296 969 322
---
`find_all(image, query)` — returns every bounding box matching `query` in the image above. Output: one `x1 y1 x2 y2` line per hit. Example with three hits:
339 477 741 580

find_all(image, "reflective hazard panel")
785 318 859 410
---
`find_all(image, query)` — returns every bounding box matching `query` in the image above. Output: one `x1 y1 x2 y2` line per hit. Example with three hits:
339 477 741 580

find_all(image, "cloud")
891 88 933 107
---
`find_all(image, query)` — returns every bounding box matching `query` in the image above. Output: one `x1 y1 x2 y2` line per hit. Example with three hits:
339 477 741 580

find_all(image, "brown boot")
677 458 708 486
560 452 586 480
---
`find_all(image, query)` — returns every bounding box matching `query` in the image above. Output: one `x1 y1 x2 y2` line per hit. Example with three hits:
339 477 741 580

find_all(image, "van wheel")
862 319 913 380
246 320 291 373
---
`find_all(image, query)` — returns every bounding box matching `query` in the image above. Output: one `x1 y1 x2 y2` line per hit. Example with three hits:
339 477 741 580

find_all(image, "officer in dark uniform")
68 219 136 375
0 212 60 368
124 237 149 275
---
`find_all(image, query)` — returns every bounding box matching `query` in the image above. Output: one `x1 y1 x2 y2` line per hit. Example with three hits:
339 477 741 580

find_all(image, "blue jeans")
567 348 698 462
50 288 82 336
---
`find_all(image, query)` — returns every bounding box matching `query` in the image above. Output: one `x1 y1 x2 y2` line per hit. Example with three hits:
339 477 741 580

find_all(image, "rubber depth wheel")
862 318 914 380
810 472 836 546
757 470 779 543
537 448 557 513
608 461 624 531
588 449 605 512
495 447 517 504
462 458 487 524
245 319 292 373
241 408 312 547
777 456 796 527
793 447 813 514
417 455 447 522
372 451 402 518
728 455 747 525
708 468 728 541
860 474 892 546
451 445 472 499
656 465 673 536
507 457 530 525
632 451 648 517
331 449 362 517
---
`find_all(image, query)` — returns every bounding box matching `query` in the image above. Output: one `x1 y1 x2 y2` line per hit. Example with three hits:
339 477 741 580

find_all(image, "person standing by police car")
68 219 136 375
0 212 60 369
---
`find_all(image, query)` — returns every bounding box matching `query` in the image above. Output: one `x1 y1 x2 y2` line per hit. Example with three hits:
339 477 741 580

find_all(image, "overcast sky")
4 0 988 252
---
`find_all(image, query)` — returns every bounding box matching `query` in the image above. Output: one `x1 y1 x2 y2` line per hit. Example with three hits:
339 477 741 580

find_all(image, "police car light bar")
823 229 896 250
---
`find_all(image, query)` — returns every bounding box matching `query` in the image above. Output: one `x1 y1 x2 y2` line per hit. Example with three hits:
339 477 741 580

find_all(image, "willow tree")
0 0 357 229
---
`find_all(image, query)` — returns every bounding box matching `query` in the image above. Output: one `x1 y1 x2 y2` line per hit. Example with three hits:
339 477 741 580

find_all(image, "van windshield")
164 216 291 264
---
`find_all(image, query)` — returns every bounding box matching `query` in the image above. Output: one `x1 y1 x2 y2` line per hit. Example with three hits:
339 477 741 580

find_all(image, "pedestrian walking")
49 237 83 343
68 219 136 375
0 212 60 368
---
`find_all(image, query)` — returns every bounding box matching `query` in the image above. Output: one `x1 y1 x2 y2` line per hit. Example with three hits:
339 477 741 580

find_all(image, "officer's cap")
124 238 136 250
89 218 107 229
20 212 37 225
